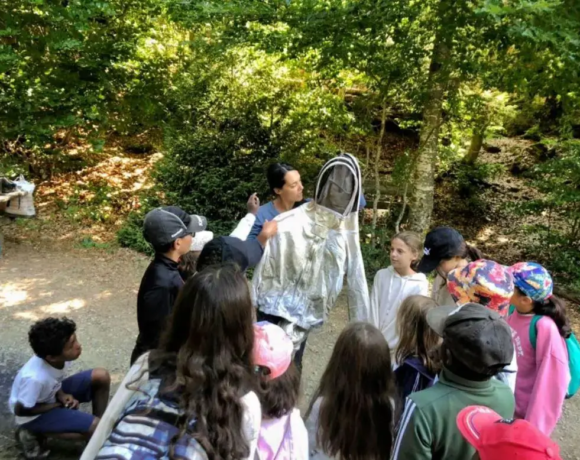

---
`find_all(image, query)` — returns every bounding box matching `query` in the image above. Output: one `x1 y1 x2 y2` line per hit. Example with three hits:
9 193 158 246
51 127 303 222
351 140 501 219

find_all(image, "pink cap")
253 322 293 380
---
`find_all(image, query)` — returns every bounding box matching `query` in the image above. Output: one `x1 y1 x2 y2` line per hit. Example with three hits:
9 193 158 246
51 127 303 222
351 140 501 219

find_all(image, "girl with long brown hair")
394 295 441 415
82 264 261 460
368 231 429 360
305 322 396 460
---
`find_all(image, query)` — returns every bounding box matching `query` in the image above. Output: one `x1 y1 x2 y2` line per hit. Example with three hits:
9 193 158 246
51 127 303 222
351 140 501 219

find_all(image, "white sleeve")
419 278 430 297
368 271 383 328
80 354 150 460
292 409 309 460
230 214 257 241
241 391 262 460
495 351 518 393
15 377 43 408
304 398 322 457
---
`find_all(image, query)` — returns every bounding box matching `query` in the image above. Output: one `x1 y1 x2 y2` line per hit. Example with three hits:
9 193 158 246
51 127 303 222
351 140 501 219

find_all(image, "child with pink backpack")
253 322 308 460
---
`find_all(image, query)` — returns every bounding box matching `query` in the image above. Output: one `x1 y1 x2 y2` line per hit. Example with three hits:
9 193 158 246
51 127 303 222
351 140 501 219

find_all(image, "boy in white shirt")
9 317 110 459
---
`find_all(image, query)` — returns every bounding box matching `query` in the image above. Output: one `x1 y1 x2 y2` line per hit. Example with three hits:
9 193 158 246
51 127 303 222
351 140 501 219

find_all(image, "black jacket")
131 254 183 364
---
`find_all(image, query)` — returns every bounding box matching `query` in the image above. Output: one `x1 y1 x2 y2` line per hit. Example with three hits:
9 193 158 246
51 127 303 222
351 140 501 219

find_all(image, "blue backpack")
96 379 208 460
509 305 580 398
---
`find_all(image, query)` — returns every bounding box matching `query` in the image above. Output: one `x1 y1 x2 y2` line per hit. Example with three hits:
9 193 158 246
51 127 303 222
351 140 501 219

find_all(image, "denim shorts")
21 369 95 434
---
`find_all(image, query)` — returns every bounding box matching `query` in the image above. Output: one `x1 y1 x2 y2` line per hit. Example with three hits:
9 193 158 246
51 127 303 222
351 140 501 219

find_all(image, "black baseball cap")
427 303 514 375
143 206 207 248
196 236 264 273
417 227 465 274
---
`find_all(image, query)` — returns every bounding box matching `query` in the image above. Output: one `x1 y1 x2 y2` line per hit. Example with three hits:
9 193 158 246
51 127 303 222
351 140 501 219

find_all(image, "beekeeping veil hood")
252 153 371 350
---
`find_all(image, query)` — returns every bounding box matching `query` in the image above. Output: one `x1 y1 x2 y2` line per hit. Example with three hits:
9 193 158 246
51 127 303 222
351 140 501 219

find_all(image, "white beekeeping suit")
252 154 371 349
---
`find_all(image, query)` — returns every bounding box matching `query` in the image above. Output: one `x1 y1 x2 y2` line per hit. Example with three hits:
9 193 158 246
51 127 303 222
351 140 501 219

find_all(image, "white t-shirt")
9 355 70 425
369 266 429 358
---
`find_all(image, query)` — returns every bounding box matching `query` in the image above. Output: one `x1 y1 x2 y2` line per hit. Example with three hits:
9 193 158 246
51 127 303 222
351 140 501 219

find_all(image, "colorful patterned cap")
447 260 514 316
508 262 553 302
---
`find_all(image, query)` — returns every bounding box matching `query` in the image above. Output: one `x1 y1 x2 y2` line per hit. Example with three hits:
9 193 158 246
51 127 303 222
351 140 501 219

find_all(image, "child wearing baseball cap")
131 206 207 364
507 262 571 436
253 322 308 460
392 303 515 460
457 405 562 460
416 227 484 307
446 259 518 392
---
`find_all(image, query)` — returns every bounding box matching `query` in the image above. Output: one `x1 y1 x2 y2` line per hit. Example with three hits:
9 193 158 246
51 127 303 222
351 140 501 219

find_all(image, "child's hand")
58 392 79 410
247 193 260 215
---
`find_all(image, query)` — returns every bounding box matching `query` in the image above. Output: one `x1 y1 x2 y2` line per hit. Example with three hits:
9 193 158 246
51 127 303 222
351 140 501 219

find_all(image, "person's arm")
291 409 310 460
230 214 256 241
81 354 150 460
394 364 419 407
231 193 260 241
304 398 322 457
496 351 517 393
247 208 266 241
525 318 570 436
14 401 61 416
368 271 383 328
391 399 432 460
12 378 59 416
241 391 261 460
139 287 173 350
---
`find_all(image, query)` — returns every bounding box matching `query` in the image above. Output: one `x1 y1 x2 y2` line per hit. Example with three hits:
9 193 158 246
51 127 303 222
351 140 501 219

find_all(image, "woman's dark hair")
257 362 300 419
267 162 296 196
149 264 256 460
306 322 395 460
519 288 572 339
28 317 76 358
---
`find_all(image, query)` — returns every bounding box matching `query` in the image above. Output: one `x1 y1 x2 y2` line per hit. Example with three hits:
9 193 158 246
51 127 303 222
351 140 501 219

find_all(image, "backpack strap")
529 315 542 349
508 305 515 316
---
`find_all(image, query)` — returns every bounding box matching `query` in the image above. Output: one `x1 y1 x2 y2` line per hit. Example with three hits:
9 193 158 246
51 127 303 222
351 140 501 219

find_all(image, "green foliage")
524 140 580 242
154 47 352 226
360 224 392 283
78 236 112 250
454 162 505 197
510 140 580 290
117 211 153 255
0 0 178 175
57 181 116 223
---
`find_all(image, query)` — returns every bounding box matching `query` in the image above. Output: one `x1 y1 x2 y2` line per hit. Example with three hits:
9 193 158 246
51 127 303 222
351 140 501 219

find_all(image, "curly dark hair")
257 362 300 419
149 264 256 460
28 317 76 358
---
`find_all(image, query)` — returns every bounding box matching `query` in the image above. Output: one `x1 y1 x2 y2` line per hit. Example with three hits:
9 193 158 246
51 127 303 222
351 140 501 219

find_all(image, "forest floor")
1 137 580 458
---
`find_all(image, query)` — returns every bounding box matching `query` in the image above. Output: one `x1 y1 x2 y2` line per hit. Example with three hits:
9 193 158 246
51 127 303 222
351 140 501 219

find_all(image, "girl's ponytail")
533 295 571 339
464 243 484 262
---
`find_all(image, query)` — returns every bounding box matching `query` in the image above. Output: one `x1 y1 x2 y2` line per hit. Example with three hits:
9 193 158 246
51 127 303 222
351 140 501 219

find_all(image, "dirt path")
1 238 580 459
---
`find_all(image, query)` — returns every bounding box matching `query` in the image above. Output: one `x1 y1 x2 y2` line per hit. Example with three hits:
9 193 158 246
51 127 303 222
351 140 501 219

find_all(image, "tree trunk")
407 3 453 234
372 102 388 233
464 128 485 165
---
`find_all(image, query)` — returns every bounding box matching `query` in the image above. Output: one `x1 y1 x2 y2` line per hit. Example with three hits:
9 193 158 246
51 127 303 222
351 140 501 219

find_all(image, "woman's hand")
257 220 278 247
